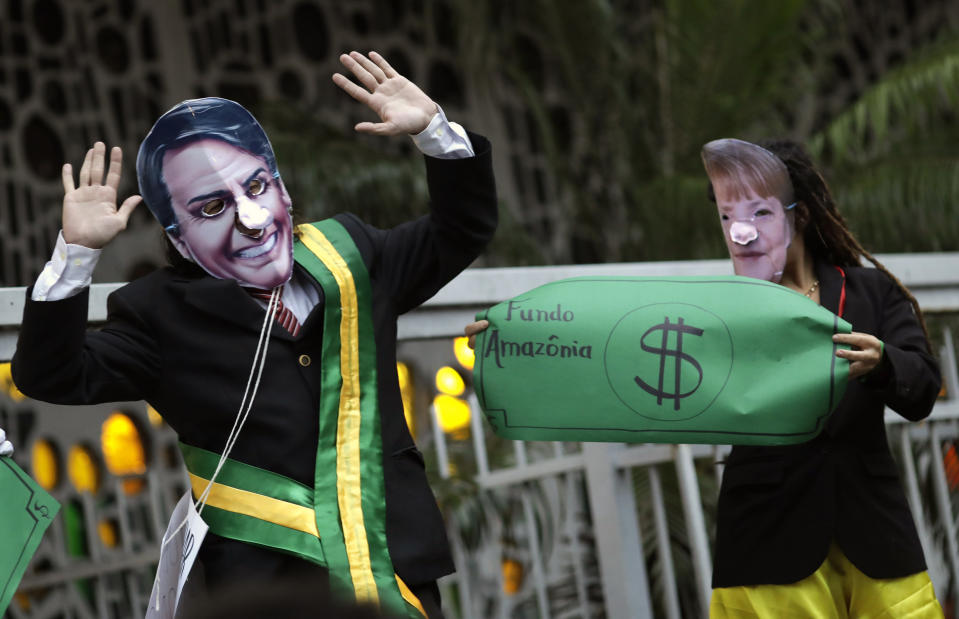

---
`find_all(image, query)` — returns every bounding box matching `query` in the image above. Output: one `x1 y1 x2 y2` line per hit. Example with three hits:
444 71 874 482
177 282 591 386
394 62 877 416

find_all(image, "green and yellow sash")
180 219 425 618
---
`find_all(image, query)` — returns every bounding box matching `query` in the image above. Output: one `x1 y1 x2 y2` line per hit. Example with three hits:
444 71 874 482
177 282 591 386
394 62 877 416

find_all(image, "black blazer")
712 261 941 587
12 134 497 588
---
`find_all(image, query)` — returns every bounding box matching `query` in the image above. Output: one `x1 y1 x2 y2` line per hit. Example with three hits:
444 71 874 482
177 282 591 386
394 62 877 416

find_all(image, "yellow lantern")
98 519 119 548
502 557 524 594
31 439 59 490
101 412 147 476
68 445 100 493
0 362 26 401
13 592 30 611
397 362 416 438
435 366 465 397
434 394 470 438
146 404 165 427
101 412 147 495
453 336 475 371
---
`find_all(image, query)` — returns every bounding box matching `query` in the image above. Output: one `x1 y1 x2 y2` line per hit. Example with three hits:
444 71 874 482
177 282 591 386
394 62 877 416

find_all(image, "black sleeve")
870 274 941 421
12 287 159 405
337 132 498 314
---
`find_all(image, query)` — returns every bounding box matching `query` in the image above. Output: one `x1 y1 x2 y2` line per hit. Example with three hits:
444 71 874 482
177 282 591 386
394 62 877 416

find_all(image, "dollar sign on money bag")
634 316 704 411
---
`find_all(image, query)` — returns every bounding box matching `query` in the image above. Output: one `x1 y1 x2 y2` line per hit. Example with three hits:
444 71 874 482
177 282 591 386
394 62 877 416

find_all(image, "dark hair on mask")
136 97 279 237
758 138 929 343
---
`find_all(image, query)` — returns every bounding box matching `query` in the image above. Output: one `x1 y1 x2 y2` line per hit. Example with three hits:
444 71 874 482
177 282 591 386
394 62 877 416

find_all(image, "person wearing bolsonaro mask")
12 51 497 618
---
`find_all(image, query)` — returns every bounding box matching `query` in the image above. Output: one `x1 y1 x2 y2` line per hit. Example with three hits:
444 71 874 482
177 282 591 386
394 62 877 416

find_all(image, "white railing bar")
146 470 169 543
430 403 452 480
126 570 144 619
582 442 653 617
906 419 959 444
674 444 712 617
477 490 510 619
513 439 529 468
16 549 162 590
476 452 586 488
649 466 683 619
898 428 934 562
477 440 747 490
616 442 718 468
80 492 111 619
467 393 491 477
521 487 551 618
886 401 959 424
563 471 590 616
942 328 959 401
428 253 959 307
929 425 959 602
3 251 957 325
443 525 475 619
114 477 135 555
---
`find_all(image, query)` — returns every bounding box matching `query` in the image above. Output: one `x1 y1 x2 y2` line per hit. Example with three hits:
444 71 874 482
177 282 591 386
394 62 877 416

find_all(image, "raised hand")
62 142 142 249
332 51 438 136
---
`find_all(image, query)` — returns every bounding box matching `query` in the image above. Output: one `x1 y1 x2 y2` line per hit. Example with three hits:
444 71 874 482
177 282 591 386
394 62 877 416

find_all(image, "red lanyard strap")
834 266 847 318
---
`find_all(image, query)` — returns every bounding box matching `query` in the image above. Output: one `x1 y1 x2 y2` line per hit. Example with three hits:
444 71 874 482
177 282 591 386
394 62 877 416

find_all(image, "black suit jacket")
712 261 941 587
12 134 497 588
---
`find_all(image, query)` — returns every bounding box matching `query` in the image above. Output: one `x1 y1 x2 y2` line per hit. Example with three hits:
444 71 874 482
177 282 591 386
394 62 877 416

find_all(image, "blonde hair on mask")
701 138 795 206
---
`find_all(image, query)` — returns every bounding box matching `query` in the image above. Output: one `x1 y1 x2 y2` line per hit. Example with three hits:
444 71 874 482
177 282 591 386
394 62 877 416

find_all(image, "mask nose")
235 197 272 238
729 221 758 245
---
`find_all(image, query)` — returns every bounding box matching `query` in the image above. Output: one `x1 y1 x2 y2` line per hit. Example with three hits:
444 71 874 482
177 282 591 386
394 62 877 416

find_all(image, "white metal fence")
1 252 958 618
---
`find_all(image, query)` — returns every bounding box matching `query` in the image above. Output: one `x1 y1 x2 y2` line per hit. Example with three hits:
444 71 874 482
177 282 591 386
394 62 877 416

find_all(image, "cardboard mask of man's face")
137 98 294 290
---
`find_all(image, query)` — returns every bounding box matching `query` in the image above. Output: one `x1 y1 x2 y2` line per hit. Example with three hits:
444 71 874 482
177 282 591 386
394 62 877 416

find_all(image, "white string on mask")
152 286 281 610
193 285 280 512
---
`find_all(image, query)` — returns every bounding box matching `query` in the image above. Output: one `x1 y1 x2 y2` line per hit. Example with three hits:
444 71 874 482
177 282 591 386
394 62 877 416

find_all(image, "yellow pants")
711 543 943 618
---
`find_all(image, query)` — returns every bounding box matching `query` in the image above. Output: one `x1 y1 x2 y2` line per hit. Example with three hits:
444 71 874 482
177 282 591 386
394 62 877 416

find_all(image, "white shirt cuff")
31 231 101 301
411 106 475 159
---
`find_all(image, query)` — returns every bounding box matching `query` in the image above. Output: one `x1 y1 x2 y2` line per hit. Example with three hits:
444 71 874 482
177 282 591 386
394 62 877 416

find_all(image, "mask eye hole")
754 208 772 217
201 198 226 216
248 179 265 196
720 213 729 221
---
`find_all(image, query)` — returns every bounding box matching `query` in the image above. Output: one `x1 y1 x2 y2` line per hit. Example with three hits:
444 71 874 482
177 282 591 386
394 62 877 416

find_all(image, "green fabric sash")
179 219 424 618
179 441 325 565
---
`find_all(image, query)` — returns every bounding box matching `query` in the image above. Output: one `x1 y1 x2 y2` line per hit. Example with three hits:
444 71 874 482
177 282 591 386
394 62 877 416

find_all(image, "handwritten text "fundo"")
506 299 575 322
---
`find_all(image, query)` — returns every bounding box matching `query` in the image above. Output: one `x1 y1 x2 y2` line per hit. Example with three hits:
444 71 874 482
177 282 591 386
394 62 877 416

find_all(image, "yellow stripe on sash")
297 224 378 605
188 473 319 537
396 575 428 618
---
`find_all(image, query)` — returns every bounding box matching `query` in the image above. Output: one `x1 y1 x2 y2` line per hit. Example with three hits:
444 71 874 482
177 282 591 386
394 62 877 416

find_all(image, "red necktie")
245 287 302 337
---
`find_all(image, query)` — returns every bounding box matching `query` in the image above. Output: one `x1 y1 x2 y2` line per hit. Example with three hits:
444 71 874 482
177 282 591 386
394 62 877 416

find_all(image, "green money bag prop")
0 458 61 615
473 276 850 445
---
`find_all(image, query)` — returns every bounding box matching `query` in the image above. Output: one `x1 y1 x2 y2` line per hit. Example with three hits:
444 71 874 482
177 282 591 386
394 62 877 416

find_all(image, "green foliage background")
264 0 959 267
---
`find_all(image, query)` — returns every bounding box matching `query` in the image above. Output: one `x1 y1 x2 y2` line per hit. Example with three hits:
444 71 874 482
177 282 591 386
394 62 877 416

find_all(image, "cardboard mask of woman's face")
715 188 795 284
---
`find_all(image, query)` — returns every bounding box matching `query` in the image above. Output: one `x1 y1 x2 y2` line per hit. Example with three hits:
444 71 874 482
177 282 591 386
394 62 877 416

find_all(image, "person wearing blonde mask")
703 138 942 617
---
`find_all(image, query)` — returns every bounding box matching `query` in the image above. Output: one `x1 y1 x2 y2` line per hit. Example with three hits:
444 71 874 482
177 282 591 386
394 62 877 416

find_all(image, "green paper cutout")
0 457 61 615
474 276 850 445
